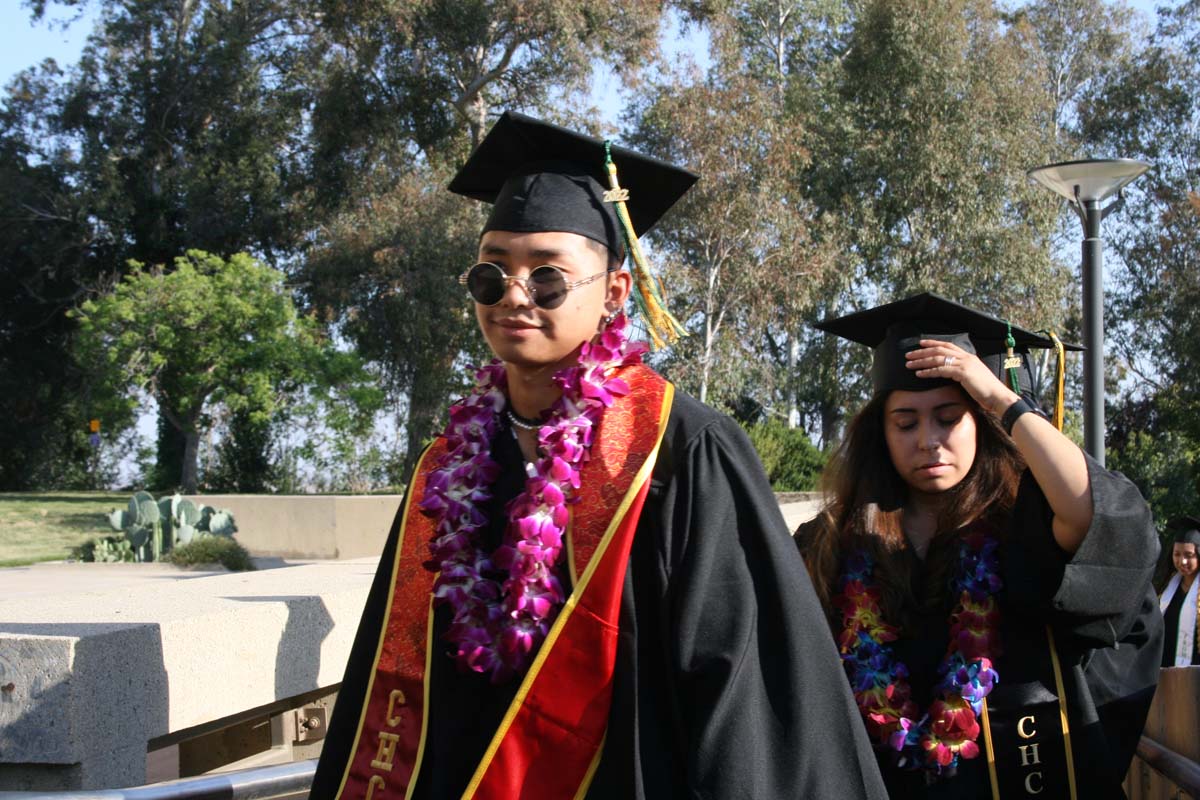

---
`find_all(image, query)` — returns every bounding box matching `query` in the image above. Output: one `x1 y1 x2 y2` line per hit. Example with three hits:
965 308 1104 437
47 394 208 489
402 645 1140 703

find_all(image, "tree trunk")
402 361 452 478
819 401 840 451
788 334 800 428
181 429 200 493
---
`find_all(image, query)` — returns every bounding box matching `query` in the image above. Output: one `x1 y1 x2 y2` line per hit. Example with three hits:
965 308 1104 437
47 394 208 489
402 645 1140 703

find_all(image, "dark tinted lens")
530 266 567 309
466 263 505 305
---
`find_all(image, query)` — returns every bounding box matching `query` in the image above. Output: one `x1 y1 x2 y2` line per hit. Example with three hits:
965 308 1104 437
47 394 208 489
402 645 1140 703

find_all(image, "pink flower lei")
835 526 1003 777
418 313 647 683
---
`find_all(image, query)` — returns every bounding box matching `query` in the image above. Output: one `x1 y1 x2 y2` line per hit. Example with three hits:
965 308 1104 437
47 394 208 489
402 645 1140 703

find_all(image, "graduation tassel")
1003 322 1023 394
603 141 687 349
1047 330 1066 432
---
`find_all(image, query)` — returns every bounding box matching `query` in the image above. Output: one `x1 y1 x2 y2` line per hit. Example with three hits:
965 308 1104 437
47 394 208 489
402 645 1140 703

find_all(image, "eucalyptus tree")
299 0 670 471
1077 2 1200 509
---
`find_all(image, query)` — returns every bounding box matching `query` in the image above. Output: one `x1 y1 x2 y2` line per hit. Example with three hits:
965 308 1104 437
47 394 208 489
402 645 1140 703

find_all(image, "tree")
72 250 380 492
0 62 110 488
786 0 1079 440
11 0 315 486
300 0 672 472
303 162 487 477
627 62 834 409
1077 2 1200 493
1004 0 1139 144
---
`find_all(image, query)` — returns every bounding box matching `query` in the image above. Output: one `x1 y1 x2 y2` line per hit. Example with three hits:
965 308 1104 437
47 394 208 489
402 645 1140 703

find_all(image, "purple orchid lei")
418 313 647 683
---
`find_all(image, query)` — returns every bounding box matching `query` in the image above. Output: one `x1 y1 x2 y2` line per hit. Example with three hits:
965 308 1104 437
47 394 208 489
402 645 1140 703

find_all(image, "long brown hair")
801 388 1025 629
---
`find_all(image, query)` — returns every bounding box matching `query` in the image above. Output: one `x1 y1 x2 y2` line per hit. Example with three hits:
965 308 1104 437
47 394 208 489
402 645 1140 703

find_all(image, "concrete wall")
187 495 403 560
190 493 824 561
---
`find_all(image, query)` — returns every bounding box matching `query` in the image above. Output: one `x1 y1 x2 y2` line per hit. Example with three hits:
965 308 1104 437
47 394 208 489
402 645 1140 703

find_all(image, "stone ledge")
0 560 377 790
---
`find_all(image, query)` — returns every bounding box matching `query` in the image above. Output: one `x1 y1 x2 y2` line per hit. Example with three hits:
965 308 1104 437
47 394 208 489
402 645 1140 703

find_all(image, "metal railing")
1136 734 1200 797
0 759 316 800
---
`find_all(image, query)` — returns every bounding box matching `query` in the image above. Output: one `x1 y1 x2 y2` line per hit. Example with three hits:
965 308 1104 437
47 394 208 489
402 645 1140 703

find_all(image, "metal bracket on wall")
293 706 327 743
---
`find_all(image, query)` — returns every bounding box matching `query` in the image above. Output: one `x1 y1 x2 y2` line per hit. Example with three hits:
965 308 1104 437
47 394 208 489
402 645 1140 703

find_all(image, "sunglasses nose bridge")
488 272 536 307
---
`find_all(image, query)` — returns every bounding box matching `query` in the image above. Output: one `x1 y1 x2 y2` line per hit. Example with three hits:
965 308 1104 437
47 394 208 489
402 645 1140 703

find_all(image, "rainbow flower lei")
835 526 1003 776
418 313 647 683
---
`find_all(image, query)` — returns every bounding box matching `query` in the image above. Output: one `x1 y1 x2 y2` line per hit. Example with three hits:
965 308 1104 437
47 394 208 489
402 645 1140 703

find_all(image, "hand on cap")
906 339 1020 416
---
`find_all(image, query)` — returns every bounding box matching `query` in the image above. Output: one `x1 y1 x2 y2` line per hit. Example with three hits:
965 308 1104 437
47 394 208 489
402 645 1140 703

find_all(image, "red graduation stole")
333 364 673 799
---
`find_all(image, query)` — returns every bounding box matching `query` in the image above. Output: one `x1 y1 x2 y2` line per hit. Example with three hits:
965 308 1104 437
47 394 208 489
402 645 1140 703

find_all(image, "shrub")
168 536 256 571
743 420 827 492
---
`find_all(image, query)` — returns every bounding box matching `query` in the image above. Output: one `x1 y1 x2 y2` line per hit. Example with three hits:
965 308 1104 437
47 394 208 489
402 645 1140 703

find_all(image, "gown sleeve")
1008 451 1161 648
657 412 886 799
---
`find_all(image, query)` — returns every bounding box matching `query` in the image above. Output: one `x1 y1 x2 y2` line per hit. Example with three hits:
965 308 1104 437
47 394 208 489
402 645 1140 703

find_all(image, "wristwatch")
1001 397 1036 435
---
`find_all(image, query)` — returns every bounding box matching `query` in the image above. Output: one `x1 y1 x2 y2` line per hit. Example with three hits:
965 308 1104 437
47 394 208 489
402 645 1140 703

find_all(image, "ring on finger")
943 355 955 367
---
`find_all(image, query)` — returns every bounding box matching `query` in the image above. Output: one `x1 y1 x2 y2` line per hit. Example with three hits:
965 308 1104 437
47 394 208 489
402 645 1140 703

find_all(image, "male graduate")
309 112 886 800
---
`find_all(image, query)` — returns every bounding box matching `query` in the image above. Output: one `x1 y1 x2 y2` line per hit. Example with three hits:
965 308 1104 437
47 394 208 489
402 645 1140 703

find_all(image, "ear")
605 270 632 310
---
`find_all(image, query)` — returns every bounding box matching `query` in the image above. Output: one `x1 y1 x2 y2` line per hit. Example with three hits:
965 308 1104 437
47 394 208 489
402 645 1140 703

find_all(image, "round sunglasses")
459 262 608 309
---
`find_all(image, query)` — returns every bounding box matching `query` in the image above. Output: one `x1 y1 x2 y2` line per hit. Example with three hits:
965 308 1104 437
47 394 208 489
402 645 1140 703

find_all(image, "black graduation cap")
447 111 698 257
1168 517 1200 547
814 292 1083 400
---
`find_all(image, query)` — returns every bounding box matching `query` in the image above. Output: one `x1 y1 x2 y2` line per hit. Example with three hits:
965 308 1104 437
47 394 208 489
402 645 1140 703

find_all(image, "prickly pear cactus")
108 509 131 531
93 537 135 563
176 522 197 545
97 491 240 563
206 510 237 537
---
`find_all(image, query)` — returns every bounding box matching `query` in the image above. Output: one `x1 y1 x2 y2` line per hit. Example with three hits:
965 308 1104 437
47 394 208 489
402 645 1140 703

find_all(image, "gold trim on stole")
1045 625 1077 800
334 442 438 800
981 698 1001 800
462 382 675 799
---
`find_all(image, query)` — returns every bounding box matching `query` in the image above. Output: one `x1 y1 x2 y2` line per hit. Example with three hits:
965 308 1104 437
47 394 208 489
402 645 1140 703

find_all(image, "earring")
602 309 618 327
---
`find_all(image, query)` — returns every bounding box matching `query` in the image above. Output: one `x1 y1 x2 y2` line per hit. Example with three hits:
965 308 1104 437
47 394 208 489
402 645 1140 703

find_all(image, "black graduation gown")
311 389 887 800
797 454 1163 799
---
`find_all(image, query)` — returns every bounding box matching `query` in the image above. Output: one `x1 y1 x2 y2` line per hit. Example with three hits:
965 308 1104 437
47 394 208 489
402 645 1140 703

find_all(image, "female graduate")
796 292 1163 799
1160 518 1200 667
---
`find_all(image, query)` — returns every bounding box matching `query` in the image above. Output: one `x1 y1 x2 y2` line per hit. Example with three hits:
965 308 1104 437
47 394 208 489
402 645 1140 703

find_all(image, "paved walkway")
0 558 292 603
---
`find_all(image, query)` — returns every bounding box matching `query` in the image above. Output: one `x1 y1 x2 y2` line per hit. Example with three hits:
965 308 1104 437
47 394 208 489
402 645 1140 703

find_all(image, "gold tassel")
603 143 687 349
1047 331 1066 432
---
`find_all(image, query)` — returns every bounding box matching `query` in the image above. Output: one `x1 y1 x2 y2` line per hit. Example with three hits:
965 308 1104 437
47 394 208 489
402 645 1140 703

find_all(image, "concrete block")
184 495 402 560
0 560 377 790
779 497 823 534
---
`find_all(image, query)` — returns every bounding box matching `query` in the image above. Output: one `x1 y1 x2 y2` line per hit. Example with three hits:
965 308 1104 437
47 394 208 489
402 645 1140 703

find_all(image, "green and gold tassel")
1046 330 1066 432
603 142 687 349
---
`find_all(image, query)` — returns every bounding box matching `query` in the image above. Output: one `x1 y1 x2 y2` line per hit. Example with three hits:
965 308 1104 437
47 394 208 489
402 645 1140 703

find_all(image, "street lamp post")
1027 158 1150 466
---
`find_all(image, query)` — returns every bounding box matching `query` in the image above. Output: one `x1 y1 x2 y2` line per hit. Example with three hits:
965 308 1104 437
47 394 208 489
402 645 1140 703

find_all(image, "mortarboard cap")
814 292 1082 400
447 111 698 257
1168 517 1200 547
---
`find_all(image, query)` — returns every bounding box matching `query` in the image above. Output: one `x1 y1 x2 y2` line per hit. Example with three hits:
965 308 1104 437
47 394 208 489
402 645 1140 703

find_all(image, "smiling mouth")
494 319 541 330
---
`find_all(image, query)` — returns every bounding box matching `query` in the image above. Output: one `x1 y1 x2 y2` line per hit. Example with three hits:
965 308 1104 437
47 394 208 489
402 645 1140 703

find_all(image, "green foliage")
71 250 379 492
202 409 279 493
2 0 310 490
1108 429 1200 540
744 421 827 492
1078 2 1200 444
74 536 137 563
168 536 255 572
0 61 111 490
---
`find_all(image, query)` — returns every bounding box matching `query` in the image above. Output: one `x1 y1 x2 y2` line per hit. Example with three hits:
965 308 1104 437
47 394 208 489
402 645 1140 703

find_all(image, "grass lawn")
0 492 128 567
